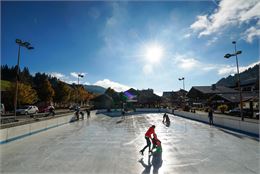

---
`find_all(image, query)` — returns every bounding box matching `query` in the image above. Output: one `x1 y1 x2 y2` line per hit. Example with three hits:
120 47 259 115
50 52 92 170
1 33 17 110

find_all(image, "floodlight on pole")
178 77 185 90
224 41 244 121
77 74 84 105
14 39 34 121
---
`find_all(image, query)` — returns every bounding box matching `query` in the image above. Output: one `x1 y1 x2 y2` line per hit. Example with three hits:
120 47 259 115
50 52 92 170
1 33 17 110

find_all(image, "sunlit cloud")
49 72 65 79
190 0 260 42
173 54 201 70
206 37 218 46
242 26 260 43
93 79 131 92
217 60 260 75
70 72 87 78
183 33 191 38
172 53 259 76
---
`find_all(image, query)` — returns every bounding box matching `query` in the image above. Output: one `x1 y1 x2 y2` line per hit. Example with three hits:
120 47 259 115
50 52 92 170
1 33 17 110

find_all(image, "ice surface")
0 112 259 174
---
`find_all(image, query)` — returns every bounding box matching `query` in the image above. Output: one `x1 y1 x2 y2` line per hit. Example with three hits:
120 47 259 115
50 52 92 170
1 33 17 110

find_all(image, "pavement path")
0 112 259 174
195 110 259 123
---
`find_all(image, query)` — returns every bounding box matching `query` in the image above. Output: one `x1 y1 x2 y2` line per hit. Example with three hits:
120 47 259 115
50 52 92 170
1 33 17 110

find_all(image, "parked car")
228 108 253 117
39 105 55 113
16 105 39 115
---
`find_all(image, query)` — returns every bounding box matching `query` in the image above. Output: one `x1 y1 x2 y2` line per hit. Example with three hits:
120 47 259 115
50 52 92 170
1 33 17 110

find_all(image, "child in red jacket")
152 133 162 153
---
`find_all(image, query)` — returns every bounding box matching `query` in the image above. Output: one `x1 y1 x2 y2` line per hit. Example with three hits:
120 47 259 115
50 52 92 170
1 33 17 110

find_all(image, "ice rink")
1 112 259 174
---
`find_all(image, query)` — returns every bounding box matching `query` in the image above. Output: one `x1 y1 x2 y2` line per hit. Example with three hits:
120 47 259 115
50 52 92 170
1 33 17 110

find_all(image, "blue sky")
1 0 259 95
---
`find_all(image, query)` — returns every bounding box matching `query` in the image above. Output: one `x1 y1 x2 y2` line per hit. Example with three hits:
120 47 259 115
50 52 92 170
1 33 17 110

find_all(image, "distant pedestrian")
140 125 156 156
86 109 90 118
208 107 213 125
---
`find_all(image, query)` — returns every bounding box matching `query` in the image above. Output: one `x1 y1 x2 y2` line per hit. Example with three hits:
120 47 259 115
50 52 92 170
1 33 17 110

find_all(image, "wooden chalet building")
187 84 238 108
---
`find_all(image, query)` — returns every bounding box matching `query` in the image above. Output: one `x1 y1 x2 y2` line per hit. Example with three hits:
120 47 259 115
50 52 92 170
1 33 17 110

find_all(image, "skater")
80 111 84 120
162 113 170 125
208 107 213 125
152 133 161 151
140 125 156 156
45 106 55 117
86 109 90 119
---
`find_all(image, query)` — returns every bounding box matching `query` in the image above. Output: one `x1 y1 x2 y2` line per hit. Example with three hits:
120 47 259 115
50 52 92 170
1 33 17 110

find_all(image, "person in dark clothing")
86 109 90 118
208 108 213 125
48 106 55 116
162 113 170 125
140 125 156 156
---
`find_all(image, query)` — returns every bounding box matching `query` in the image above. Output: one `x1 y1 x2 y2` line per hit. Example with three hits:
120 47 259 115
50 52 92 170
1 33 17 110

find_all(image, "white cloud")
240 2 260 22
190 0 260 41
93 79 131 92
206 37 218 46
172 53 259 76
183 33 191 38
217 65 236 75
242 26 260 43
217 60 260 75
190 15 210 34
49 72 65 79
173 54 201 70
70 72 87 78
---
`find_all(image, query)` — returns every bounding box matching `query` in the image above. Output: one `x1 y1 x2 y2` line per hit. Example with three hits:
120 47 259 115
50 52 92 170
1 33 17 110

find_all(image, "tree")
33 73 55 102
20 67 33 84
17 83 38 105
1 65 17 82
218 104 228 113
37 79 55 102
54 81 71 103
105 87 121 108
2 82 38 110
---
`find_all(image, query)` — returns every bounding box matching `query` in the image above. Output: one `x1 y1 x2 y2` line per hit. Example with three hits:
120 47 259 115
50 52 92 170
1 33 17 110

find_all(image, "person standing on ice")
208 107 214 125
140 125 156 156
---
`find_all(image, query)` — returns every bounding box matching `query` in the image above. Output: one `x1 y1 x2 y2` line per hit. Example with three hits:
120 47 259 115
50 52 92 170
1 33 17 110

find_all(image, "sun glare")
145 44 164 63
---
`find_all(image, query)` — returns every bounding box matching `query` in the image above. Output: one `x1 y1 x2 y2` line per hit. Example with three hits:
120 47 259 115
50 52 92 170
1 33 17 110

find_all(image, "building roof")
240 78 258 86
191 85 238 94
210 92 259 103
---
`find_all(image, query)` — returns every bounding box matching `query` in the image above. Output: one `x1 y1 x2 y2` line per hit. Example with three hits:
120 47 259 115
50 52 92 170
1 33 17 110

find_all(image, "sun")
145 43 164 63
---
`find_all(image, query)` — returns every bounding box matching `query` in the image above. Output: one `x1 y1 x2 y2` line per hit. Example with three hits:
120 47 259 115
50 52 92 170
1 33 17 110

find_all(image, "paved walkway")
195 111 259 123
1 112 259 174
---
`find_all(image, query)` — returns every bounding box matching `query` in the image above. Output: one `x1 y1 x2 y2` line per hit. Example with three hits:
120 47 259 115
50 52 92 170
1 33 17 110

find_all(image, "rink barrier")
96 108 258 137
173 110 259 137
0 113 74 144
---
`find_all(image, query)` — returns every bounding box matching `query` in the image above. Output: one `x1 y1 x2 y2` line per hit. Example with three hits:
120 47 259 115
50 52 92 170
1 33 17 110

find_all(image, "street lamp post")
77 74 84 105
14 39 34 121
178 77 185 90
178 77 185 107
224 41 244 121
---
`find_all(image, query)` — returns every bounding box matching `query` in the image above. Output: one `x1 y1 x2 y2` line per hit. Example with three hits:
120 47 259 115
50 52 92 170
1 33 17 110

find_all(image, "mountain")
84 85 107 94
216 64 259 87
